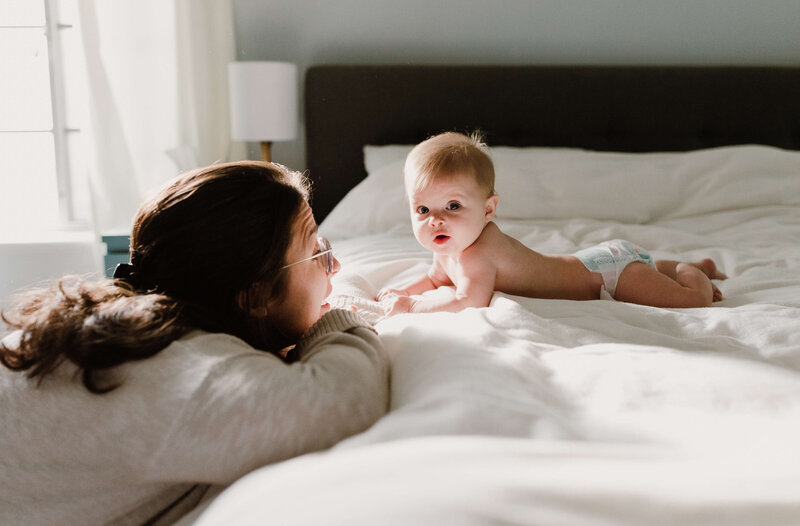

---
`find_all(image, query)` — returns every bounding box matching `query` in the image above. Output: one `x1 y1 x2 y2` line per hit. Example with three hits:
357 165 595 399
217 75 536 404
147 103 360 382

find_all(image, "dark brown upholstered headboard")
305 65 800 222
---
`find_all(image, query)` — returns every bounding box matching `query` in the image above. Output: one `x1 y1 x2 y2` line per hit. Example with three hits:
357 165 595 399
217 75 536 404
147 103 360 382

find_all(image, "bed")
192 66 800 525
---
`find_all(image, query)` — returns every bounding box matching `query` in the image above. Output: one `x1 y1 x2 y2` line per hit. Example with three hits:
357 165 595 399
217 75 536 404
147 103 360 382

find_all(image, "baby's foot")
693 258 728 281
711 282 723 302
692 258 725 302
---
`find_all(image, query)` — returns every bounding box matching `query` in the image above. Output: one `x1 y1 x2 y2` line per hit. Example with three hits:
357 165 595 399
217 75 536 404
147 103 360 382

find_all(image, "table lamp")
228 61 298 162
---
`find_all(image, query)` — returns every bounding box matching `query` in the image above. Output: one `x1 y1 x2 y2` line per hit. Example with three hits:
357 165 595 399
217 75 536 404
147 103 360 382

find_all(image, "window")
0 0 89 235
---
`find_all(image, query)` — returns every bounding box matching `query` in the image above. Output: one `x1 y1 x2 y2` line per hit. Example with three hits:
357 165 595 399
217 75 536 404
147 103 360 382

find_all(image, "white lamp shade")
228 62 298 142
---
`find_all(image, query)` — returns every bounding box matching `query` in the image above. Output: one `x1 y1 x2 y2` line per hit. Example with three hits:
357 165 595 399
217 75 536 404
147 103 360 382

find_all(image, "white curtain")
77 0 245 232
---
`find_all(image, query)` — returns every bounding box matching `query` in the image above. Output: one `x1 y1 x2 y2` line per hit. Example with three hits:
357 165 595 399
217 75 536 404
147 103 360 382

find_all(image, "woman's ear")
485 194 499 221
236 285 269 317
235 288 248 311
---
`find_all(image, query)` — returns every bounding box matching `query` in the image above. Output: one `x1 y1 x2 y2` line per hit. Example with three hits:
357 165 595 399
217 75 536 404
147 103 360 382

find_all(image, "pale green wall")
232 0 800 171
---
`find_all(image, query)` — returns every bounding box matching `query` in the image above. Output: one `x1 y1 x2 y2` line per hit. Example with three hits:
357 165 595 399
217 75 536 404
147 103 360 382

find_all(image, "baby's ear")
485 194 499 220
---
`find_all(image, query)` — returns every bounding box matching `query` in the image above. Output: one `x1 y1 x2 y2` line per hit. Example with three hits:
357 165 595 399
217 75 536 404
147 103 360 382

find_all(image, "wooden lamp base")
260 141 272 163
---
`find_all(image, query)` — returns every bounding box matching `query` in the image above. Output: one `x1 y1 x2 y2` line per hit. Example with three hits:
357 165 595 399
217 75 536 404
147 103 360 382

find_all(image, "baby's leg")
654 258 727 281
614 261 715 308
655 259 727 302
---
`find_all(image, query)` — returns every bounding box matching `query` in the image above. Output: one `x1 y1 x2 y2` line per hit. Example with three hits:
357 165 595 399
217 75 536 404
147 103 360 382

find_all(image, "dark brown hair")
1 161 309 393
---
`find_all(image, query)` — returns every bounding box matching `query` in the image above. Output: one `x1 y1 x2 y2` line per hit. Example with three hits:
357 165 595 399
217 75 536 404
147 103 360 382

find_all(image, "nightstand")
101 233 131 277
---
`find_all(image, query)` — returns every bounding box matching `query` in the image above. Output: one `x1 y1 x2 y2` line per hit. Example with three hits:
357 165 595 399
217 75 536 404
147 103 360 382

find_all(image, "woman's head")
260 200 341 340
1 160 333 393
129 160 333 350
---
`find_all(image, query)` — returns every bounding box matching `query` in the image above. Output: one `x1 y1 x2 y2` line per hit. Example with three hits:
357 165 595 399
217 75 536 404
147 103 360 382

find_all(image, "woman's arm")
142 309 389 485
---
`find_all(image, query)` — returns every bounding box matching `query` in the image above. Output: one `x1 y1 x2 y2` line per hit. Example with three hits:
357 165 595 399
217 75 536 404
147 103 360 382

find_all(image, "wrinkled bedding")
194 145 800 525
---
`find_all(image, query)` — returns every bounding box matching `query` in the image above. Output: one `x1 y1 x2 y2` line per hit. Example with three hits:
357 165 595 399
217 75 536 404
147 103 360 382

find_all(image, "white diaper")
573 239 656 299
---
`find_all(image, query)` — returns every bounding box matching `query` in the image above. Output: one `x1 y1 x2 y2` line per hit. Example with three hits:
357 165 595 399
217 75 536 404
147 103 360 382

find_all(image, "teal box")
101 234 131 277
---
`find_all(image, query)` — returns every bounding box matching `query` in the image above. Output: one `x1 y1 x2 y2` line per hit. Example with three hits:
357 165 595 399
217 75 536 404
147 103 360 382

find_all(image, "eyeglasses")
280 236 335 275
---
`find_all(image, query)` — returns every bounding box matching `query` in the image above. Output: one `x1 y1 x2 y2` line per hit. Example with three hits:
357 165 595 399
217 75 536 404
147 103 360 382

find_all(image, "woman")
0 161 389 525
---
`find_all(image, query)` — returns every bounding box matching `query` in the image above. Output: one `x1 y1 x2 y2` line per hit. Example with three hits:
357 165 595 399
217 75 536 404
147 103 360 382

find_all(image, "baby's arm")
383 253 496 315
410 271 495 313
376 273 437 300
377 259 451 301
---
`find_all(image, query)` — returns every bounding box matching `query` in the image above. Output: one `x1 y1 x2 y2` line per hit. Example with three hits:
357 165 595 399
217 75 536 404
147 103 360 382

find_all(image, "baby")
377 132 727 315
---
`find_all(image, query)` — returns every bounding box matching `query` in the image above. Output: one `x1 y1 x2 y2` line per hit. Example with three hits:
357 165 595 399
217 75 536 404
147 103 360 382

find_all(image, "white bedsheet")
195 145 800 525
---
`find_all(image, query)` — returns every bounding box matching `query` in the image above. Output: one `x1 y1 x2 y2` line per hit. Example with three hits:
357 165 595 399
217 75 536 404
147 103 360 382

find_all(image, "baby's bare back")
473 223 602 300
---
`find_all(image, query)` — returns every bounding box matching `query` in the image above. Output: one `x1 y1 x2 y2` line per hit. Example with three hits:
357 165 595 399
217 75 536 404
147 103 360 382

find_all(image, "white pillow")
320 145 411 239
318 158 409 240
320 144 800 238
492 145 800 223
363 144 413 174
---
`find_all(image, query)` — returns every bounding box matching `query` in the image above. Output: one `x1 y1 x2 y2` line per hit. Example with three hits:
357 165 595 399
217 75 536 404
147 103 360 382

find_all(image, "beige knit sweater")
0 309 389 525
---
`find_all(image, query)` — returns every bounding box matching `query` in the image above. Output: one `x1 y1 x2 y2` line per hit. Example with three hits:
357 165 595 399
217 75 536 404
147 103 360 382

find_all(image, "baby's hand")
376 287 408 301
380 293 414 316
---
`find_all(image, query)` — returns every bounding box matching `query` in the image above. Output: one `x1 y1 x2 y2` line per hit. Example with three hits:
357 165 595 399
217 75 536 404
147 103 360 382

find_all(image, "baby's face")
407 173 495 256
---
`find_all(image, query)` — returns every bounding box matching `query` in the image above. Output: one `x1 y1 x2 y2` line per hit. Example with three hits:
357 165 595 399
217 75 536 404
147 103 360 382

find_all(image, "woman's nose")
331 255 341 275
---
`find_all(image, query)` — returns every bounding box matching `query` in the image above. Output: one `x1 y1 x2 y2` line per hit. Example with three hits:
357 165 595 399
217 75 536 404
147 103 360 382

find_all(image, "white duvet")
195 145 800 525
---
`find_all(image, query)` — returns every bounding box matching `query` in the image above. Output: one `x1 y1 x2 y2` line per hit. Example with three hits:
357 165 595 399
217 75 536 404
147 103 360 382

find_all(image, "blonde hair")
404 131 495 197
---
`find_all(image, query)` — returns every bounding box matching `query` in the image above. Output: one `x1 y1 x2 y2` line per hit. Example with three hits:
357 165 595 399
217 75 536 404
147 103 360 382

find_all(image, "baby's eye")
416 205 429 214
446 202 460 211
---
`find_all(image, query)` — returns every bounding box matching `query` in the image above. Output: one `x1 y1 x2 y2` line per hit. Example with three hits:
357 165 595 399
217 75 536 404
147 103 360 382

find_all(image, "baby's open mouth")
433 234 450 245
